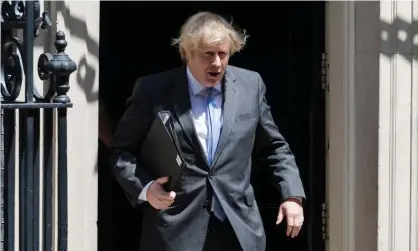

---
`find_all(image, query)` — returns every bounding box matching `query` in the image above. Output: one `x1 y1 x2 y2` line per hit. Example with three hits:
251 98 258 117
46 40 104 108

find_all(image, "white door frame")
326 2 357 251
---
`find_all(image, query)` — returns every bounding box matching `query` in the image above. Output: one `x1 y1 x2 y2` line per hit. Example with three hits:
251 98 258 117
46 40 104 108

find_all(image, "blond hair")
171 12 248 61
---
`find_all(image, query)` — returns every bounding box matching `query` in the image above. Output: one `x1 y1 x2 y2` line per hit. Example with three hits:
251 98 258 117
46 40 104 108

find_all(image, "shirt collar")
186 66 222 96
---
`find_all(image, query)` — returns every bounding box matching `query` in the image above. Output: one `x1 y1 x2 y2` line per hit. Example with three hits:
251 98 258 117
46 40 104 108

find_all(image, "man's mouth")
208 72 220 77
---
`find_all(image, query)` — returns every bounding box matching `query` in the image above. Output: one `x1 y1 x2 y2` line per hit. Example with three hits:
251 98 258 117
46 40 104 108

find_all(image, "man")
110 11 305 251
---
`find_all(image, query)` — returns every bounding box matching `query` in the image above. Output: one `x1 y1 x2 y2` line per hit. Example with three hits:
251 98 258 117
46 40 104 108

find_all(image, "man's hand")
276 198 304 238
146 177 176 210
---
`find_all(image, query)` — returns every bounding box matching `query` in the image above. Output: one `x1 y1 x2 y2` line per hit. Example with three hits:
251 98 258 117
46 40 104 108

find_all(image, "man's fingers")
160 199 174 207
290 225 301 238
155 176 169 185
150 197 174 210
290 217 303 238
286 215 294 236
287 216 304 238
156 191 176 201
151 178 176 201
154 203 171 210
168 191 176 200
276 207 284 224
148 180 176 210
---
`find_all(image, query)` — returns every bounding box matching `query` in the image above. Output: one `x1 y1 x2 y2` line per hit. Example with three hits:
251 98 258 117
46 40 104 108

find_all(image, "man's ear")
185 48 197 61
181 47 191 61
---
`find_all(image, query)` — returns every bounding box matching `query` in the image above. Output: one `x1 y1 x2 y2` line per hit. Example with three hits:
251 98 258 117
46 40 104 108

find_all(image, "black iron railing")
1 1 77 251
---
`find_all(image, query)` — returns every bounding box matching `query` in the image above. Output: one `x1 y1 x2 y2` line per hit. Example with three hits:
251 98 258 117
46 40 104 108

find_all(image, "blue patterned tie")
206 87 226 221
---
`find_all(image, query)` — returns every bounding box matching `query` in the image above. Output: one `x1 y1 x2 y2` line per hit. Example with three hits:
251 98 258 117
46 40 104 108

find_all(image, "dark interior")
98 2 325 251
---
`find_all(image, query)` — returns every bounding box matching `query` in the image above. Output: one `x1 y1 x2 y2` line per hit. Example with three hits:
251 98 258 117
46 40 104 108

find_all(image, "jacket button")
208 172 213 178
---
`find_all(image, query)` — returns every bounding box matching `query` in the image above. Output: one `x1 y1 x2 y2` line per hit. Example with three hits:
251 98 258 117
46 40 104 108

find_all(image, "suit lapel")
210 68 237 168
171 66 208 165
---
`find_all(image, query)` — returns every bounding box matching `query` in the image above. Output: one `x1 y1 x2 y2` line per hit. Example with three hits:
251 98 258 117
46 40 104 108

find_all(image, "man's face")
186 39 230 87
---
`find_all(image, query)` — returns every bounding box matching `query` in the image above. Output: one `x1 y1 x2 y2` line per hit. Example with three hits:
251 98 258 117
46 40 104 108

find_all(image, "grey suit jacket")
110 65 306 251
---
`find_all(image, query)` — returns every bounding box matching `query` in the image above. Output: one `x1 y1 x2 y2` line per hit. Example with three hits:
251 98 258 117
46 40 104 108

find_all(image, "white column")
379 1 418 251
328 1 418 251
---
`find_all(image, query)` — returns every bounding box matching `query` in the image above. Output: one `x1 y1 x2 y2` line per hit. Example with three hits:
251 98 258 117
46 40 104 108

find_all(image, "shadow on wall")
53 1 101 174
381 17 418 61
55 1 99 103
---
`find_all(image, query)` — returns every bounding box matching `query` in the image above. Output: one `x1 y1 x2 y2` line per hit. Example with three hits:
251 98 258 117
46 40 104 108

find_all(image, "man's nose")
212 55 221 67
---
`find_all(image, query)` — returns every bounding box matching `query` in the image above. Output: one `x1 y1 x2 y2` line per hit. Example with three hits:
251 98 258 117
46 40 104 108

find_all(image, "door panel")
99 2 325 251
224 3 325 251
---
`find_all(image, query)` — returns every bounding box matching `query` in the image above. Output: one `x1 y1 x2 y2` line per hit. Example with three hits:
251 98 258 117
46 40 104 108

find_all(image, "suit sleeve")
110 78 154 207
255 74 306 201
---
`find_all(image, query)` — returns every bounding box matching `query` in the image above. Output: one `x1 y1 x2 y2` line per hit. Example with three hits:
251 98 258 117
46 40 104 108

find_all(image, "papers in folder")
139 111 186 191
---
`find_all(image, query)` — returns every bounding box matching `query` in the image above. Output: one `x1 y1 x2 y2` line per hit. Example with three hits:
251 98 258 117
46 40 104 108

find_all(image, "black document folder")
139 111 186 191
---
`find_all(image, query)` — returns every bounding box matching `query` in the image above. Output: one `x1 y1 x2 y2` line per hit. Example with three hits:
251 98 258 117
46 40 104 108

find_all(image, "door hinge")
321 53 329 91
321 202 329 240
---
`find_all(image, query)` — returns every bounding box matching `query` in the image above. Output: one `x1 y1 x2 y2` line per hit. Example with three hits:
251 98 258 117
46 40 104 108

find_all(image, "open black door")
99 2 325 251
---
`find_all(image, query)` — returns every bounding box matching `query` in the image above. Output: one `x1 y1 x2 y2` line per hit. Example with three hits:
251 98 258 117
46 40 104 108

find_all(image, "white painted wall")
51 1 100 250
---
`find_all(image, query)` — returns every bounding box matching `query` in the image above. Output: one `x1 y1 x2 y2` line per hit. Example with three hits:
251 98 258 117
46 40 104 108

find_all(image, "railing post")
46 31 77 251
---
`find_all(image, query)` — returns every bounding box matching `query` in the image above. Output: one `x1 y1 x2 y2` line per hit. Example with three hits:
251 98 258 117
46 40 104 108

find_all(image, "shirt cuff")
292 197 302 202
287 197 304 205
137 181 154 203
